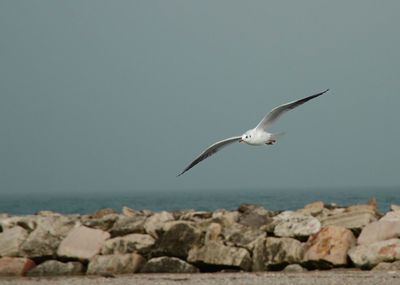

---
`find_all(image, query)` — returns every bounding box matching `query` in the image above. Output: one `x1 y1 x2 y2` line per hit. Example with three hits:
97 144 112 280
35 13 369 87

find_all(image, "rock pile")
1 200 400 276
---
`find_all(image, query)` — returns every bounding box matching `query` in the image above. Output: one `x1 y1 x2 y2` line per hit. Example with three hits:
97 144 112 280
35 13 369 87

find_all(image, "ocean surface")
1 187 399 215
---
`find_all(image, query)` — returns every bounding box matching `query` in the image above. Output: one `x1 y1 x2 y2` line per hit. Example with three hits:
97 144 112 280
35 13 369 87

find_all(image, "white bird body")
178 89 329 176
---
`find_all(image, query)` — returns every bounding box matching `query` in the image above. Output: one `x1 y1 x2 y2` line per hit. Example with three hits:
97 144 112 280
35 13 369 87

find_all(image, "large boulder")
0 226 28 257
303 226 356 267
348 239 400 268
152 221 201 259
0 257 35 276
87 253 144 275
57 226 110 260
273 212 321 239
188 241 251 271
141 257 199 273
222 222 266 250
21 216 76 258
252 237 304 271
101 233 155 255
144 211 174 238
27 260 83 276
320 209 377 231
109 215 146 237
358 221 400 245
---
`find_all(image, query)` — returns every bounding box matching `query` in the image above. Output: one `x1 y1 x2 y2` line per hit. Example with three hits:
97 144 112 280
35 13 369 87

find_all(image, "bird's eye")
246 136 248 139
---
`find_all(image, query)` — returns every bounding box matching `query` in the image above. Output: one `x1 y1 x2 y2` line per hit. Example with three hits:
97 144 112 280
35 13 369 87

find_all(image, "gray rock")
27 260 83 276
188 241 252 271
109 215 146 237
57 226 110 260
358 221 400 245
87 253 145 275
223 223 266 250
273 212 321 238
81 214 119 232
252 237 304 271
153 221 201 259
283 264 307 273
348 239 400 268
141 256 199 273
101 233 155 255
238 206 273 229
21 216 76 258
0 226 28 257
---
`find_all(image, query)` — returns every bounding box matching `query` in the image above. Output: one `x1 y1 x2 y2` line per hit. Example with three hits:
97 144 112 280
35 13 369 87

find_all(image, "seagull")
177 89 329 176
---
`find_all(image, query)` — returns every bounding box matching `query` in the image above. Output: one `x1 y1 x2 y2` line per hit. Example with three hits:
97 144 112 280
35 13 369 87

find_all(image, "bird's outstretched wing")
177 136 241 176
255 89 329 131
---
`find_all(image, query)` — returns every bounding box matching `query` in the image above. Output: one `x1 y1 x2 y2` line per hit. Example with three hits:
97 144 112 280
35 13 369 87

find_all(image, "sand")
1 270 399 285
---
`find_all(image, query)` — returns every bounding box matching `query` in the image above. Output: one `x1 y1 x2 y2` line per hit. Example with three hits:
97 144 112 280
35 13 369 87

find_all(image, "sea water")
0 187 399 215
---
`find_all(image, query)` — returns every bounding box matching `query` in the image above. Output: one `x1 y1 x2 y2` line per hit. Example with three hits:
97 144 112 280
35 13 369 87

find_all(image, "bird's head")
239 131 252 143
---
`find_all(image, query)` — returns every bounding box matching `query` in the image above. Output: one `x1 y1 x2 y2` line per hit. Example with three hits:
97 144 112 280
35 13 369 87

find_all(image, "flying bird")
178 89 329 176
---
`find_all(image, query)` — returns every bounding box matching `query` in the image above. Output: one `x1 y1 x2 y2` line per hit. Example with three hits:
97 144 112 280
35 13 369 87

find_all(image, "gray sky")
1 1 399 194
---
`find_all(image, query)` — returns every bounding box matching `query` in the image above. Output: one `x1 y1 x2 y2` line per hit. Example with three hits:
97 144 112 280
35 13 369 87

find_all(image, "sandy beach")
1 271 400 285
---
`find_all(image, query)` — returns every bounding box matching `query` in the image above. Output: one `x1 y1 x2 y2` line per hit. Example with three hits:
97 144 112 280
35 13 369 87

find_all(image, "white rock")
57 226 110 260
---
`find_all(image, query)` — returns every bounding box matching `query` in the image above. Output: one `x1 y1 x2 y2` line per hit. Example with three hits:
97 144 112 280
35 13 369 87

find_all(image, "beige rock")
101 233 155 255
390 205 400 212
320 211 377 230
205 223 223 243
380 211 400 222
372 260 400 271
121 206 137 217
87 253 144 275
304 226 356 266
57 226 110 260
188 241 251 271
0 216 37 232
358 221 400 245
144 211 174 238
0 257 35 276
348 239 400 268
0 226 28 257
21 216 76 257
91 208 117 219
27 260 83 276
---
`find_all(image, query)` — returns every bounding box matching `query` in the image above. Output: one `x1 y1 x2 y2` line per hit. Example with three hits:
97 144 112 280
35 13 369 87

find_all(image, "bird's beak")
239 139 243 143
